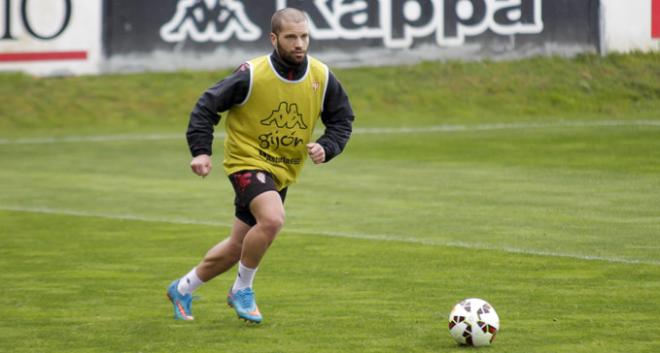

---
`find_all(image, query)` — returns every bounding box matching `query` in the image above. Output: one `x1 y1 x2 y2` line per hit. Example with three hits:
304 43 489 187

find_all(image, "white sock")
177 267 204 295
232 262 257 293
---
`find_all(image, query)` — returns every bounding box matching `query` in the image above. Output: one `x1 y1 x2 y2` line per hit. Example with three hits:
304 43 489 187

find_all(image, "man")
166 8 354 324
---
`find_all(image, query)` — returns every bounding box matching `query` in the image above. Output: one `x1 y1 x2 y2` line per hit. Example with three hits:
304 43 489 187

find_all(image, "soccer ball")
448 298 499 347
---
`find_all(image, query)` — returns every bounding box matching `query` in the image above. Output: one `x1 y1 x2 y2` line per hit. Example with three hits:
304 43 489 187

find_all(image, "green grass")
2 211 658 353
1 52 659 136
1 53 659 352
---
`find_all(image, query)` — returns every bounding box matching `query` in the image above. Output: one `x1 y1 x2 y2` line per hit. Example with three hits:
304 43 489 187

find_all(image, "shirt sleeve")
316 71 355 162
186 64 250 157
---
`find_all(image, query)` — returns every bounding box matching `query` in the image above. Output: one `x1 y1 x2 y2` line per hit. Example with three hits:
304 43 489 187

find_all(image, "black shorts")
228 170 287 226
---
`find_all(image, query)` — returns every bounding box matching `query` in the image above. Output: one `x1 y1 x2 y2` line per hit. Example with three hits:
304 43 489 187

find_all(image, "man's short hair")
271 8 308 34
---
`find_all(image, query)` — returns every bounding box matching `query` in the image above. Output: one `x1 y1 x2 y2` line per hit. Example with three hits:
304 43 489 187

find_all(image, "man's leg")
196 218 252 281
241 190 285 268
167 219 251 320
227 190 285 323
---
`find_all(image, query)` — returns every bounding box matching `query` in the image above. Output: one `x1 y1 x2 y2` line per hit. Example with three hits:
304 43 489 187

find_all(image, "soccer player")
166 8 354 323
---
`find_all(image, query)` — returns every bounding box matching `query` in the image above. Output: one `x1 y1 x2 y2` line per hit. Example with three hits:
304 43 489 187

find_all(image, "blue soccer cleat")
166 280 194 320
227 288 262 323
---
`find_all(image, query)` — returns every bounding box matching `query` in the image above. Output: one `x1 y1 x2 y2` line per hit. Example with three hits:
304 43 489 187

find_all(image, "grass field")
1 53 659 352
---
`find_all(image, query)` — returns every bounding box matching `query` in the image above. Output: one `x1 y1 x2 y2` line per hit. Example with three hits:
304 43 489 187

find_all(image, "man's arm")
315 71 355 163
186 64 251 158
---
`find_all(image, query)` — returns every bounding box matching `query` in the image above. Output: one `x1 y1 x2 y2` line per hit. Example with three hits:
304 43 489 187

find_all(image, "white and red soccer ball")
448 298 500 347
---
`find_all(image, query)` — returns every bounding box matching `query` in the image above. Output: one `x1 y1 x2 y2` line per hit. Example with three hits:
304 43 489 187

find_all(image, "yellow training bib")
223 55 329 190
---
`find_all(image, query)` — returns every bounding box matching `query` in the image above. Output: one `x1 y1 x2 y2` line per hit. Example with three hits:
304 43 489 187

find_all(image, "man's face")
270 20 309 65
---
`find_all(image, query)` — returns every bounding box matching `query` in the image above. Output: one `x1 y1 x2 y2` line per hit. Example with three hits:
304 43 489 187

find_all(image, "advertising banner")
600 0 660 53
0 0 102 75
103 0 600 72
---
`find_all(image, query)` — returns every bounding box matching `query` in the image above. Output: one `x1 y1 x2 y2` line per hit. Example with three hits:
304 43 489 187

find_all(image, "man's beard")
276 41 306 66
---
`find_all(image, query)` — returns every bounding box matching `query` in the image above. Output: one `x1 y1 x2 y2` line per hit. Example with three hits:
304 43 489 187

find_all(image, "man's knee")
258 213 285 236
250 191 285 236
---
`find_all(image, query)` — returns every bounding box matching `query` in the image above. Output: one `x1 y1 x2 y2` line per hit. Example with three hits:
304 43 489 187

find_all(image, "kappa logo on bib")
260 102 308 130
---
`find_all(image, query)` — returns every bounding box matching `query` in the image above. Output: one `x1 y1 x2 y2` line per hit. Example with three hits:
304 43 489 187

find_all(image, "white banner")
600 0 660 53
0 0 102 75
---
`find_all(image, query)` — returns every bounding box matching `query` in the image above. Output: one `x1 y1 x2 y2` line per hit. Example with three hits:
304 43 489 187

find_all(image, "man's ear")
269 32 277 48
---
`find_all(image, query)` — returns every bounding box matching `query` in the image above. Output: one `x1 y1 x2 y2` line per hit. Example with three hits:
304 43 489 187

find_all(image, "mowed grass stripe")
1 127 658 266
1 119 659 145
2 205 658 266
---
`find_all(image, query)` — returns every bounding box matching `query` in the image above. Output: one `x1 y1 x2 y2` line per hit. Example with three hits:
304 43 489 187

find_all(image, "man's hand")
190 154 212 177
307 143 325 164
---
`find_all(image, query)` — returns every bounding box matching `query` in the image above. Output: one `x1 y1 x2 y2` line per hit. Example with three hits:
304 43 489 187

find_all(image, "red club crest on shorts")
234 172 252 192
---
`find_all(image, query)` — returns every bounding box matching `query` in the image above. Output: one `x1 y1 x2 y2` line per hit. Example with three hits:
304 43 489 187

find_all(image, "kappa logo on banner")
160 0 261 42
277 0 544 48
160 0 544 47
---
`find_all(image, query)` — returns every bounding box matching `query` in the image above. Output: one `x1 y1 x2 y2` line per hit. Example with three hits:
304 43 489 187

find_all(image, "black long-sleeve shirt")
186 51 354 163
